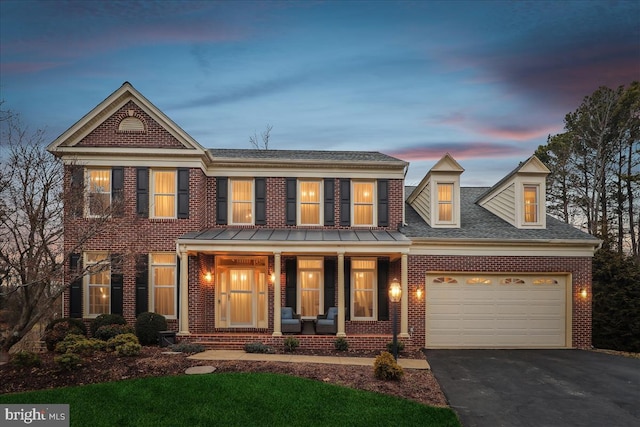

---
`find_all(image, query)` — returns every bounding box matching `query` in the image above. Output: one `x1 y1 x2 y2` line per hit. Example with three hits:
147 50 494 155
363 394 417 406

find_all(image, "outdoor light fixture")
204 271 212 282
416 286 423 300
388 278 402 360
580 287 587 299
270 272 276 283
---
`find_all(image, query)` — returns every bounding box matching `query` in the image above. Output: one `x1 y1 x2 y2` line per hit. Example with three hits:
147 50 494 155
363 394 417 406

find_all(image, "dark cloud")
387 142 528 162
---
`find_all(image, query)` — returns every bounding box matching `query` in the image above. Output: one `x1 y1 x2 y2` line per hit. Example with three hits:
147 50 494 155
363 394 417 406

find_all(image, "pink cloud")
388 143 527 162
0 61 64 74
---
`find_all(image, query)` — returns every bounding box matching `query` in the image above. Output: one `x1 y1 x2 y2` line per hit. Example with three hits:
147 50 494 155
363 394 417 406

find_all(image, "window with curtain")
298 258 323 318
353 181 374 226
299 180 321 225
230 179 253 224
151 253 176 318
524 185 538 223
86 252 110 316
352 258 376 320
437 183 453 222
152 170 176 218
216 256 268 328
87 169 111 216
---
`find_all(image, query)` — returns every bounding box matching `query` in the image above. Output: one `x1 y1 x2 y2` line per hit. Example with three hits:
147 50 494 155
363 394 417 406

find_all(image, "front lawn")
0 372 460 426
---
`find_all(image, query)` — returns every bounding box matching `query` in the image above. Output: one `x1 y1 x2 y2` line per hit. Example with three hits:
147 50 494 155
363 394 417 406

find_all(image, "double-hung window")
85 252 110 317
151 170 176 218
351 258 376 320
298 180 322 225
150 253 176 318
230 179 254 225
437 183 453 223
523 185 539 224
298 258 323 318
352 181 375 226
86 169 111 216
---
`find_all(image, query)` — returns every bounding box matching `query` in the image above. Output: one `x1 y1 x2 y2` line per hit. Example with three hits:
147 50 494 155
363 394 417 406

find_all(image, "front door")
216 256 268 328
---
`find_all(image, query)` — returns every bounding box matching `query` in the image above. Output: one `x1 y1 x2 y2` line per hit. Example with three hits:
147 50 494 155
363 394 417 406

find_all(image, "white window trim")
85 168 111 218
149 253 177 319
228 178 255 226
351 257 377 321
435 182 455 225
150 169 177 219
297 257 324 319
84 252 110 318
351 180 377 227
297 179 323 226
519 182 545 228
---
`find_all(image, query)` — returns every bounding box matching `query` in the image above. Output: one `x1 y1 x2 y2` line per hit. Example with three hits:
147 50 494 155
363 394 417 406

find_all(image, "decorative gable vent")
118 111 146 133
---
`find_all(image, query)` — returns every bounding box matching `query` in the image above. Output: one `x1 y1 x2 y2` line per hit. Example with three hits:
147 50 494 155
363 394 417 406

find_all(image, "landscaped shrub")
90 314 127 337
169 342 206 354
44 318 87 351
135 312 167 345
107 333 141 357
283 337 300 352
334 337 349 352
55 334 106 355
94 324 135 341
386 341 405 353
11 350 42 368
244 341 275 354
54 352 82 371
373 351 404 381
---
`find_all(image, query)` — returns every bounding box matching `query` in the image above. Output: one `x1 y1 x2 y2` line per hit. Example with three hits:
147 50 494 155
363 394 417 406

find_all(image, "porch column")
400 253 409 338
337 252 346 337
178 247 190 335
272 252 282 337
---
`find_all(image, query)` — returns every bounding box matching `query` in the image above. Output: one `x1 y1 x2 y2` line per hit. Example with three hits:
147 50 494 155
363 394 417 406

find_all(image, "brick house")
47 83 600 351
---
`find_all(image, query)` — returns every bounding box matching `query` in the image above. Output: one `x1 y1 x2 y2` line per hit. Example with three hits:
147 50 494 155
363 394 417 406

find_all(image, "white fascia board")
409 238 601 257
209 165 406 179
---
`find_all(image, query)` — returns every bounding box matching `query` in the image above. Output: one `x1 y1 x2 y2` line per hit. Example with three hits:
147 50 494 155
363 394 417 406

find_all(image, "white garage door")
426 274 568 348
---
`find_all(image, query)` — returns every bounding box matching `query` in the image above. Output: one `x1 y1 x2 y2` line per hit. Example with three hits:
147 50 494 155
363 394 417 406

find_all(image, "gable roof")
476 155 550 204
209 148 407 165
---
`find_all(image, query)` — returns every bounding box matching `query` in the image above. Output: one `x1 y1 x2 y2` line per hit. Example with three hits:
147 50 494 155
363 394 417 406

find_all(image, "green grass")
0 373 460 427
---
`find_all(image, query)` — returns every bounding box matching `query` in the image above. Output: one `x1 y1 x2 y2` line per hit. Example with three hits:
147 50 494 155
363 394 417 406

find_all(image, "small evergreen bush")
11 350 42 368
135 312 167 345
283 337 300 352
244 341 275 354
54 353 82 371
169 342 205 354
44 318 87 351
373 351 404 381
334 337 349 352
106 333 140 351
90 314 127 337
55 334 106 355
94 324 135 341
386 341 405 353
115 341 142 357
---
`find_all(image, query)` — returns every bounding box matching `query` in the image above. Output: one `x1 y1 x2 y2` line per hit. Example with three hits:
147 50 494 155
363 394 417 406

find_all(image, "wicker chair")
314 307 338 334
281 307 302 333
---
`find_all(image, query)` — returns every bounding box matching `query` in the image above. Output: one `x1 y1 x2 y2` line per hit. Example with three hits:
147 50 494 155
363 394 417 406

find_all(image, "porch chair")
281 307 302 333
314 307 338 334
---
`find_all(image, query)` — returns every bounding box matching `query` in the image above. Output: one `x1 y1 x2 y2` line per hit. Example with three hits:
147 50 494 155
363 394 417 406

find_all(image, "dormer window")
437 183 453 223
523 185 539 223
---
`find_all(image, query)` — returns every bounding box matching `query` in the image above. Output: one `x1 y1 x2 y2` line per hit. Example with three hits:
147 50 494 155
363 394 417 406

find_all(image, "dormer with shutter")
476 155 550 229
407 153 464 228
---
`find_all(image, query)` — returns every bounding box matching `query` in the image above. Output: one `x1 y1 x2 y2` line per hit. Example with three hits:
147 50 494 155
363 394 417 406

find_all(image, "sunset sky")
1 0 638 185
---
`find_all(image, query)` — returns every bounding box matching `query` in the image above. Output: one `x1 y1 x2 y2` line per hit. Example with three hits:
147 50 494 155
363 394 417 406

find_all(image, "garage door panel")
427 274 567 348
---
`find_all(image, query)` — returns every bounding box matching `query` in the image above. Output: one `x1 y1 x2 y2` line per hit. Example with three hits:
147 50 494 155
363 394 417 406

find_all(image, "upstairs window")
298 180 322 225
353 181 375 226
230 179 254 225
151 170 176 218
437 183 453 223
86 169 111 216
524 185 539 223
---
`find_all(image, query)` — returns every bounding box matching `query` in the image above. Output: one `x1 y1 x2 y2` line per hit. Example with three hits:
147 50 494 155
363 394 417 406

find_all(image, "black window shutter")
377 258 389 321
285 258 297 308
135 255 148 316
323 258 336 312
216 177 228 225
110 254 123 315
69 253 82 318
324 179 335 226
70 166 84 217
136 168 149 217
285 178 296 226
377 179 389 227
255 178 266 225
340 179 351 226
175 255 180 318
112 167 124 217
177 168 190 219
344 258 351 320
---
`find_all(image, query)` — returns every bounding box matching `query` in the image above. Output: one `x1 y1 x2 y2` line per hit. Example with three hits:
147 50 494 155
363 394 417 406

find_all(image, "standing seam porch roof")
179 228 410 243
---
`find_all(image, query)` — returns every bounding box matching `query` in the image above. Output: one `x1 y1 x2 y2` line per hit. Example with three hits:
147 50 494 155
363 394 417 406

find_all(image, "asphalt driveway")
425 349 640 427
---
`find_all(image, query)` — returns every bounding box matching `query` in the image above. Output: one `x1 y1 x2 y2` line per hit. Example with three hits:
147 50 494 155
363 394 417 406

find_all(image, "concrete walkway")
188 350 430 370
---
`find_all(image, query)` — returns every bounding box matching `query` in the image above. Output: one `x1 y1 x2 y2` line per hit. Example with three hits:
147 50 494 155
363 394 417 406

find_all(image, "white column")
272 252 282 336
178 248 190 335
400 253 410 338
337 252 346 337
